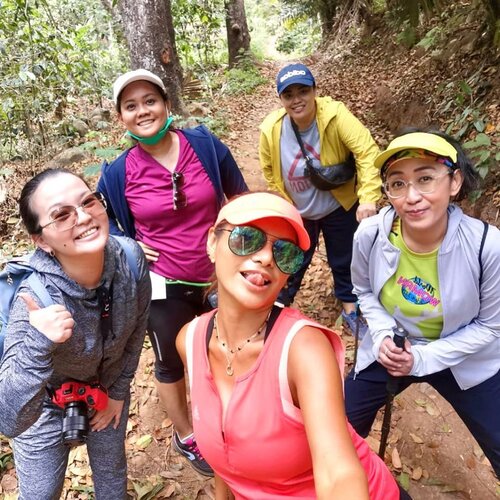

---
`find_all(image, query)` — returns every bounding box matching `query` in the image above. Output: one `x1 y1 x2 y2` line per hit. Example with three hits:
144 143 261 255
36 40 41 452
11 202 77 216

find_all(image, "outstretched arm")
288 327 369 499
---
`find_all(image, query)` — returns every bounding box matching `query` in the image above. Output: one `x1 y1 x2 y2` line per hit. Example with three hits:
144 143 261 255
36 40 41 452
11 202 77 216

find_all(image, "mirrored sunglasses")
217 225 304 275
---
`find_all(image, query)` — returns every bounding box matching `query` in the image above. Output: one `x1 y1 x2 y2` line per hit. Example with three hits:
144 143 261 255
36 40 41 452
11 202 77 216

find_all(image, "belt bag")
291 119 356 190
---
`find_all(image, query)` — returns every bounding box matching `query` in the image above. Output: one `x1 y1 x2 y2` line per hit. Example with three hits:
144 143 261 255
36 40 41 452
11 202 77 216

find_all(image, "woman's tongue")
243 271 268 286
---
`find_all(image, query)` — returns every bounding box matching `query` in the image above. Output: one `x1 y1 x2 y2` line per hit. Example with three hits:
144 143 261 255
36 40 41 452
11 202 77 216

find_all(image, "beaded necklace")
214 313 269 376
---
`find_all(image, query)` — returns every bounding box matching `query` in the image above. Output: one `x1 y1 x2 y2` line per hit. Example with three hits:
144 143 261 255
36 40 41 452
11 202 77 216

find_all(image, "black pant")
147 284 211 383
345 362 500 478
282 203 359 304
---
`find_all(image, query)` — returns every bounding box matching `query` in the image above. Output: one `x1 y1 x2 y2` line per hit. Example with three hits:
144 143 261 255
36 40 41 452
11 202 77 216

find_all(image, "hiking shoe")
341 310 368 340
173 432 214 477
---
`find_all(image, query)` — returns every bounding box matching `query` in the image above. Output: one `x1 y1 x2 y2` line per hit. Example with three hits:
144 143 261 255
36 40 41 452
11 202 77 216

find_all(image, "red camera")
51 381 108 411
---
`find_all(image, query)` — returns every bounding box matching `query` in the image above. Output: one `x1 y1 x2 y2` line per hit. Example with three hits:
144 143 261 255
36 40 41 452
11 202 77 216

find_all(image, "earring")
49 250 55 257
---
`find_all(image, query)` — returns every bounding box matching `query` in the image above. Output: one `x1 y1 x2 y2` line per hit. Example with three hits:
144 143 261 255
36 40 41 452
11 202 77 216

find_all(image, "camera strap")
97 283 114 342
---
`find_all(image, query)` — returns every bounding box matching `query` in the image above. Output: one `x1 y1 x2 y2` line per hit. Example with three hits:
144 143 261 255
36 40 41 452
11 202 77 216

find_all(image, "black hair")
19 168 90 235
115 82 169 113
389 127 481 201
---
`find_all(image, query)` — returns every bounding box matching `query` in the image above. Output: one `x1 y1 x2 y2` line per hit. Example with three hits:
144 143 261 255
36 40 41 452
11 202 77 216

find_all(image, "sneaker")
341 310 368 340
173 432 214 477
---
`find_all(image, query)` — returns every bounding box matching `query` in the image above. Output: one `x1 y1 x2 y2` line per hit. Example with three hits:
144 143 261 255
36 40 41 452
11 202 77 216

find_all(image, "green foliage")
387 0 442 27
463 133 495 180
172 0 226 68
0 0 125 161
395 23 418 48
223 64 267 95
245 0 281 59
438 74 497 196
0 450 14 472
415 26 443 49
275 15 321 55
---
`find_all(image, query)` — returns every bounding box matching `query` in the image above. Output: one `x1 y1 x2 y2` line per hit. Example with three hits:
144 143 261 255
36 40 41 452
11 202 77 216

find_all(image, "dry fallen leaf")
136 434 153 450
392 447 402 469
0 474 17 492
465 454 476 470
412 466 423 480
409 432 424 444
365 436 380 453
425 403 439 416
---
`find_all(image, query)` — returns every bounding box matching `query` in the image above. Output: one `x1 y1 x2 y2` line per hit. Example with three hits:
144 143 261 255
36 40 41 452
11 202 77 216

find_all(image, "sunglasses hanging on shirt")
172 172 187 210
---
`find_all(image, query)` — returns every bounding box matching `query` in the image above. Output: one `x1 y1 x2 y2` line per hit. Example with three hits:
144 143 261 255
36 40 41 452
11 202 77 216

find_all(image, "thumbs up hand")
19 293 75 343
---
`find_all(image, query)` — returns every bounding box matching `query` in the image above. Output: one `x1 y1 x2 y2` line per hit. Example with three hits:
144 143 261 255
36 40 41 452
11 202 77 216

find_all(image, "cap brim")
113 72 166 104
216 194 310 251
278 77 315 95
375 132 458 170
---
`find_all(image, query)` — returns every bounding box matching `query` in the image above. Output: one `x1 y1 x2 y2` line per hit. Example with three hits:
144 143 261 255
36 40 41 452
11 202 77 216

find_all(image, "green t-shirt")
380 218 443 341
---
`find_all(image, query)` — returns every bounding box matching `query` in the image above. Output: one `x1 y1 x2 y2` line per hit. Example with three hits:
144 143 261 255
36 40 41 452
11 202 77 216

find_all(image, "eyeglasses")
217 226 304 275
172 172 187 210
39 192 107 232
383 170 454 199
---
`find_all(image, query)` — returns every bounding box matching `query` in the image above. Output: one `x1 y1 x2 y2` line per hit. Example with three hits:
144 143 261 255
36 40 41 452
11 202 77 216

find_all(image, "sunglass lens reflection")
229 226 266 255
228 226 303 275
272 240 304 274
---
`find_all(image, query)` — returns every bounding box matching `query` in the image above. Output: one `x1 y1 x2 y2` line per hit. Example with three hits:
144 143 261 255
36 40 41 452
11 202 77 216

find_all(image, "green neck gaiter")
126 116 174 145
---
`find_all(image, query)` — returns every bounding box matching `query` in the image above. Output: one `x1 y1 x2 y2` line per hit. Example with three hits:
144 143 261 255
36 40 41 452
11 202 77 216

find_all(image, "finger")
138 242 159 255
113 413 120 429
63 317 75 329
144 249 160 258
19 293 41 312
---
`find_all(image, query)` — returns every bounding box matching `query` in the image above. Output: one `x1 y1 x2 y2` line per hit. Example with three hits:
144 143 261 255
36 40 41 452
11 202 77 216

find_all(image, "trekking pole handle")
392 326 407 349
386 326 408 394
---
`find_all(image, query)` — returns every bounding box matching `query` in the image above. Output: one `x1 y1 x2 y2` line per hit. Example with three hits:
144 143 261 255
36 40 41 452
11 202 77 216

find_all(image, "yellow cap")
375 132 458 171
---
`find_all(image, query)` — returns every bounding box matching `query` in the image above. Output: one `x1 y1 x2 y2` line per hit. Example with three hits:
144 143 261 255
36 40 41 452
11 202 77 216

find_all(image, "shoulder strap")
290 119 314 167
26 272 53 308
112 236 139 280
478 220 489 286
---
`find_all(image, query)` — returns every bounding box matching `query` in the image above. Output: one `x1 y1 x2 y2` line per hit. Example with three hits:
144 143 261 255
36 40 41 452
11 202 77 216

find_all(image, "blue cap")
276 64 316 95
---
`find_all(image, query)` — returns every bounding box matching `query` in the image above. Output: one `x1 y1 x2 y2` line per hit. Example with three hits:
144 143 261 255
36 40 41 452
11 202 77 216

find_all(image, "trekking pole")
352 302 361 369
378 326 408 459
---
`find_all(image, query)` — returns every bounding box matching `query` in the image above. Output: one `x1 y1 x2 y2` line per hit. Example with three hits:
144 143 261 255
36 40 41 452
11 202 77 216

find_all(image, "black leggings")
399 484 412 499
147 286 211 383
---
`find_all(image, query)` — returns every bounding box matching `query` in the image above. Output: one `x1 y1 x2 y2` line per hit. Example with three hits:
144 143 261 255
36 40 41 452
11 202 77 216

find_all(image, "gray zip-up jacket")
352 205 500 390
0 237 151 437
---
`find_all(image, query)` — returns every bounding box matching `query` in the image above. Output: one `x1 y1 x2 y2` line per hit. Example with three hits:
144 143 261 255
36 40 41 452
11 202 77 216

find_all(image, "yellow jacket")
259 97 381 210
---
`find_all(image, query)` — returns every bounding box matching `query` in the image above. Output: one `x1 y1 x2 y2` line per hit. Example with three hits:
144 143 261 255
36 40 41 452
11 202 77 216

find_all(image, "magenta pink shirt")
124 131 217 282
185 308 400 499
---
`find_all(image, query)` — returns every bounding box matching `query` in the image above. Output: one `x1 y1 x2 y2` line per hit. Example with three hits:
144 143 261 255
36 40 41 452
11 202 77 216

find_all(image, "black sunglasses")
172 172 187 210
217 225 304 275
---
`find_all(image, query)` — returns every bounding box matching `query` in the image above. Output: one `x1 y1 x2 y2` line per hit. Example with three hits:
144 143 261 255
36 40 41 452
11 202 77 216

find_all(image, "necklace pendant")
226 364 234 376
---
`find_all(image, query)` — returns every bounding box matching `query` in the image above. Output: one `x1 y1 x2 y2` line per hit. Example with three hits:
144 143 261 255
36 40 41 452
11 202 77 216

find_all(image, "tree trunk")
225 0 251 68
318 0 338 37
116 0 185 114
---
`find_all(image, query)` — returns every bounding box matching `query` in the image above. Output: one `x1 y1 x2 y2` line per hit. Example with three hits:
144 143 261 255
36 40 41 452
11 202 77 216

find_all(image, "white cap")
113 69 166 104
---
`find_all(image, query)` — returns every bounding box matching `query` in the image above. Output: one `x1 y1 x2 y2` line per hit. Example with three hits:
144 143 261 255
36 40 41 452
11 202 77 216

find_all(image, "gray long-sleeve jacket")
0 236 151 437
352 205 500 390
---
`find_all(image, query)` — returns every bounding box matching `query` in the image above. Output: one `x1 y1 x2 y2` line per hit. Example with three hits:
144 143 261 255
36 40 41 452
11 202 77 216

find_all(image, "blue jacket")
351 205 500 390
97 125 248 237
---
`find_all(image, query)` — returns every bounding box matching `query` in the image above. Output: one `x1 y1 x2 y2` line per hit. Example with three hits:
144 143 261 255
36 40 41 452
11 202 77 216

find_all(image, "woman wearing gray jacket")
344 130 500 478
0 168 151 499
